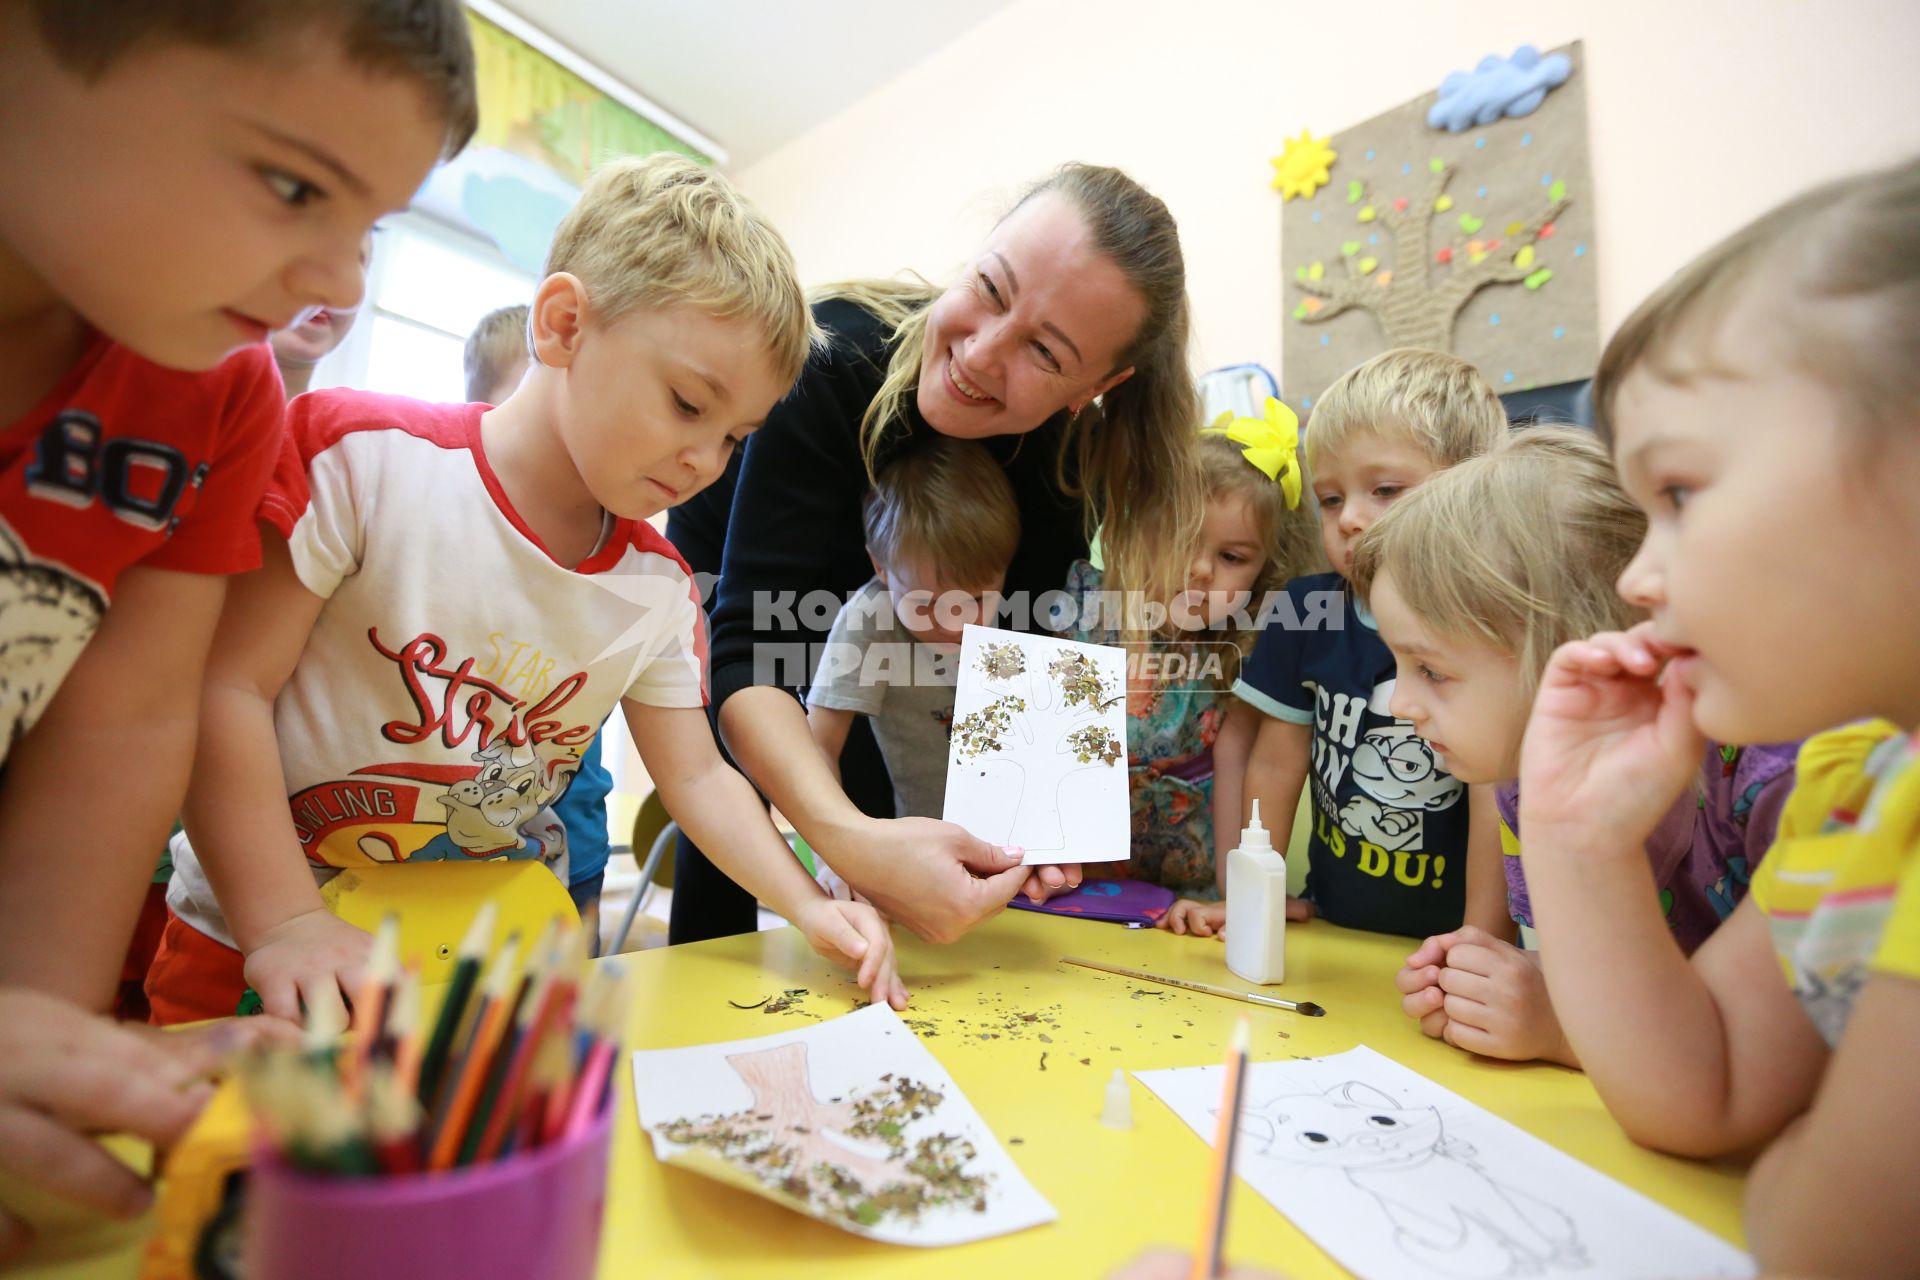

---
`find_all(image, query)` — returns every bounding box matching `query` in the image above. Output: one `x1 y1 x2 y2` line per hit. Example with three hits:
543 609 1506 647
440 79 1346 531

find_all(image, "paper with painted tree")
630 1003 1056 1246
1135 1045 1754 1280
942 623 1129 865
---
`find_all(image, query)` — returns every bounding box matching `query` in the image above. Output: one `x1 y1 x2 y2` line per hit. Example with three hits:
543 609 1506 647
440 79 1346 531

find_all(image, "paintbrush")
1061 956 1326 1016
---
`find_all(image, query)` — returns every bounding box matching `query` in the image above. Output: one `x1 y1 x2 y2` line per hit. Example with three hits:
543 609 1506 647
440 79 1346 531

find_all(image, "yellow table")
600 910 1749 1278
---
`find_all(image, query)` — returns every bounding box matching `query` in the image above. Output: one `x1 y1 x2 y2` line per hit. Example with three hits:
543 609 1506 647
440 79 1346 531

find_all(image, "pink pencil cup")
242 1110 611 1280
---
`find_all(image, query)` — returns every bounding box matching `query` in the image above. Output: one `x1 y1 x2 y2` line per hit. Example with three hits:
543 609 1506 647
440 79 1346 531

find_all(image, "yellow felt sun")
1269 130 1338 201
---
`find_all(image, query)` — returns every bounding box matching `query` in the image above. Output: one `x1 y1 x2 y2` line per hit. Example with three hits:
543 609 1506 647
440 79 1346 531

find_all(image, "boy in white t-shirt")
150 155 906 1024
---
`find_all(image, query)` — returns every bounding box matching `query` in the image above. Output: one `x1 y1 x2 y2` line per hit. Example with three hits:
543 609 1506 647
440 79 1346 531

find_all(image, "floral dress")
1059 560 1226 897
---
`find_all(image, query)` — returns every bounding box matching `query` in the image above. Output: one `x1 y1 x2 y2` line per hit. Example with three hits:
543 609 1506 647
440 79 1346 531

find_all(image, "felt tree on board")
657 1042 991 1228
1293 160 1569 353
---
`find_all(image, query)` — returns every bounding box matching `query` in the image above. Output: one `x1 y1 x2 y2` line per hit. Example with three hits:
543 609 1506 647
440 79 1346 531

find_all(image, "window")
313 213 536 403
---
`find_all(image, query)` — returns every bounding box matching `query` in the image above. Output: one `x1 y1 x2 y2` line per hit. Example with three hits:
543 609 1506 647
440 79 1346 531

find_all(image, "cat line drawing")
1235 1080 1590 1278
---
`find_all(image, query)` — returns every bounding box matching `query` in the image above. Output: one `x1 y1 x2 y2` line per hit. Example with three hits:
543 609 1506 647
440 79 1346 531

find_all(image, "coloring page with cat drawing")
1135 1046 1754 1280
942 624 1130 865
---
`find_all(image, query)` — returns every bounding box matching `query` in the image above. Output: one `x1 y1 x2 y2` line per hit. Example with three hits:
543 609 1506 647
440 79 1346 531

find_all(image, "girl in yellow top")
1515 155 1920 1278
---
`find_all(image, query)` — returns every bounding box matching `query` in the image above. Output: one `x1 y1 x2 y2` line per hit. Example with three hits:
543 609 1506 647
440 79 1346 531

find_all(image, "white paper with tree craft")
630 1003 1056 1247
942 623 1129 865
1136 1046 1754 1280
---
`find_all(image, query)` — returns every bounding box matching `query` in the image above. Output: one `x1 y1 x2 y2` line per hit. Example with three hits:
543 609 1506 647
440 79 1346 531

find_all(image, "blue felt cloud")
1427 45 1572 133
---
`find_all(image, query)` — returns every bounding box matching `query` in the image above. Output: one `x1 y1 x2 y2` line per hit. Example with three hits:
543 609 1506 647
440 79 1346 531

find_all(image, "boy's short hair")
1306 347 1507 469
545 154 817 387
863 439 1020 588
29 1 477 158
464 304 529 402
1350 426 1644 698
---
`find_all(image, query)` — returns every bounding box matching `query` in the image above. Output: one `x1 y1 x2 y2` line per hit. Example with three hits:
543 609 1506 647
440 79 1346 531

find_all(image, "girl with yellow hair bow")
1050 396 1317 904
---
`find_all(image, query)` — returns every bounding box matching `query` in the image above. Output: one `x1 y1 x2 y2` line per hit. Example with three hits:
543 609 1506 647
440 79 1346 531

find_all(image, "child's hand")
1395 935 1451 1040
1021 858 1083 906
1519 622 1705 849
0 991 292 1260
241 908 374 1028
1159 899 1226 938
790 898 908 1011
1410 926 1575 1065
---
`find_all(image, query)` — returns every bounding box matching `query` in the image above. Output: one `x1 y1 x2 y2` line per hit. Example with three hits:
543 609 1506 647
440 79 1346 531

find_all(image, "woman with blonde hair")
667 163 1205 944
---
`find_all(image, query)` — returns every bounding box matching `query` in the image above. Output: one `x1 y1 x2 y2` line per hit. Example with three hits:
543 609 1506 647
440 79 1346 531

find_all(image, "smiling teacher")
666 163 1203 946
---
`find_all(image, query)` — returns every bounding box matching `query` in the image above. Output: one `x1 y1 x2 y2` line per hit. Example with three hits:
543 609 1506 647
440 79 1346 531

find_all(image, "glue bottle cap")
1240 799 1273 852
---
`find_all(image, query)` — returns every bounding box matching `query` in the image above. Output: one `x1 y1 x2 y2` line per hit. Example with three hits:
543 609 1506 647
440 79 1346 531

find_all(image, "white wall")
734 0 1920 382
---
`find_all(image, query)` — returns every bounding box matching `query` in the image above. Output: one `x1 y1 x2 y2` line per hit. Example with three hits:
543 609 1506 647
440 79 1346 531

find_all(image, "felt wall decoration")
1427 44 1573 133
1280 41 1597 412
1270 131 1339 201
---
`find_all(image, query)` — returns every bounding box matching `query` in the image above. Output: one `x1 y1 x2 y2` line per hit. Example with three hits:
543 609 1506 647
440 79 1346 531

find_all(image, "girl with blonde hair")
1349 426 1797 1065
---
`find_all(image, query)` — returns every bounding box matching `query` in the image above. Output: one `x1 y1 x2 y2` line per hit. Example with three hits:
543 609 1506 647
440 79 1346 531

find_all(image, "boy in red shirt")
0 0 474 1254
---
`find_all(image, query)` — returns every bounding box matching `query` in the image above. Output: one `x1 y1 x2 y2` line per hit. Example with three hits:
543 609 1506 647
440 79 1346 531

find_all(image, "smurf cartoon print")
1341 723 1462 854
1310 676 1463 869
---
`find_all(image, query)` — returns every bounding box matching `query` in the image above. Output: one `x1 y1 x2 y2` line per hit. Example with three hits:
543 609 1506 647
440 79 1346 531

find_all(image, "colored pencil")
389 967 424 1098
345 914 400 1098
427 933 522 1170
239 908 612 1180
562 968 628 1139
1190 1017 1251 1280
1061 956 1326 1016
473 969 564 1162
366 1064 423 1176
417 901 497 1110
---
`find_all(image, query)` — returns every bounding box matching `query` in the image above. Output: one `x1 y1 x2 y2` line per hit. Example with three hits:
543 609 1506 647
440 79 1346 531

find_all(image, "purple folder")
1007 878 1179 927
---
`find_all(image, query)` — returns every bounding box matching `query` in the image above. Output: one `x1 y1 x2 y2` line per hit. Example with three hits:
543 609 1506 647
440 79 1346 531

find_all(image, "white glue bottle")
1225 800 1288 985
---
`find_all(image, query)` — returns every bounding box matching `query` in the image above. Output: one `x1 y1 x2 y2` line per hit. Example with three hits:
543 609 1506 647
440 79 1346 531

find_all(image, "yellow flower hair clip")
1203 396 1302 509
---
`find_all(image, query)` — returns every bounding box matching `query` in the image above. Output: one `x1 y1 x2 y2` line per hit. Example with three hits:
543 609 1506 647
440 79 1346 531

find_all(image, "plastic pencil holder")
242 1108 612 1280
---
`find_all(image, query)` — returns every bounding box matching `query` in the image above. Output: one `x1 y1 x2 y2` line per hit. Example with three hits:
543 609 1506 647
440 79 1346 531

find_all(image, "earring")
1069 404 1083 425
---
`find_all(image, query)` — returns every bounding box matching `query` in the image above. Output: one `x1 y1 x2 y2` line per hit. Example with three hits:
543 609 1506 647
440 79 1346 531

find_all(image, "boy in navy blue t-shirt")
1170 349 1508 938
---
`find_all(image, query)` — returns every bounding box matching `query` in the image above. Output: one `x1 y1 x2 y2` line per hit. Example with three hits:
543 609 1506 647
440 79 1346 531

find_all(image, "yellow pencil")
1190 1017 1251 1280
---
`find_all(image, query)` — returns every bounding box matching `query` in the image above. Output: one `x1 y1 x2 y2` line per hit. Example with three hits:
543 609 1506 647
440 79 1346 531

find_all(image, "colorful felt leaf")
1308 261 1325 280
1429 157 1446 173
1514 245 1536 270
1358 256 1378 273
1523 268 1554 289
1548 179 1567 202
1458 213 1484 233
1340 241 1360 256
1346 180 1364 204
1434 194 1454 213
1357 205 1377 223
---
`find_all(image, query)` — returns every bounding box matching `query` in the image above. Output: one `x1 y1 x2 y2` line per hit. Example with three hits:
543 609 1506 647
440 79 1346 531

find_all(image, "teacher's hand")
832 817 1033 944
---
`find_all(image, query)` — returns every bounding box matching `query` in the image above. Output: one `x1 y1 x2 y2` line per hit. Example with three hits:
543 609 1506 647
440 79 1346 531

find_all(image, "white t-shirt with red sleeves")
0 337 283 760
167 389 707 949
